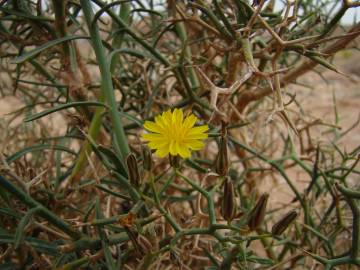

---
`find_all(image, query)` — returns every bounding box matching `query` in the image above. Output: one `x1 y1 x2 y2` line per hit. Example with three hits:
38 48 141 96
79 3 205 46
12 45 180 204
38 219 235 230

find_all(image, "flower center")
167 120 185 145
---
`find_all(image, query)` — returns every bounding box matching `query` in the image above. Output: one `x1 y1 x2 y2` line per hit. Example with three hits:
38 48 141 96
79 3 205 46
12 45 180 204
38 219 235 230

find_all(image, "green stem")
92 0 170 66
337 184 360 259
150 174 182 232
0 175 81 239
177 171 217 226
320 4 347 38
110 1 131 72
70 2 132 181
172 7 200 91
229 137 305 208
69 95 105 182
112 171 141 202
81 0 130 159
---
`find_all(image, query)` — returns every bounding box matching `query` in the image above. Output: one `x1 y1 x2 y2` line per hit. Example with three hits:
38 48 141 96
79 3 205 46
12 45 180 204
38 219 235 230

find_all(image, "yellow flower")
142 109 208 158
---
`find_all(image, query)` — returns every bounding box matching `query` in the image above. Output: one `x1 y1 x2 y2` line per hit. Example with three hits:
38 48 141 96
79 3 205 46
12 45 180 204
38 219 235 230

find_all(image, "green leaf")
6 144 76 164
0 233 59 256
12 35 89 64
55 257 90 270
108 48 149 66
0 6 54 21
130 8 163 18
95 184 131 200
0 187 10 206
247 256 273 265
98 145 127 177
0 207 22 219
82 133 115 172
0 175 81 239
14 207 41 249
119 111 144 126
95 197 117 270
24 101 107 122
185 159 208 173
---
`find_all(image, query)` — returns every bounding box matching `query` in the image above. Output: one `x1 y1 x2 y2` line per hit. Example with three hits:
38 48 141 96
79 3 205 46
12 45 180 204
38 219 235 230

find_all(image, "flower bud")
271 210 298 236
221 177 237 222
126 153 141 188
247 193 269 231
215 121 229 176
141 145 153 172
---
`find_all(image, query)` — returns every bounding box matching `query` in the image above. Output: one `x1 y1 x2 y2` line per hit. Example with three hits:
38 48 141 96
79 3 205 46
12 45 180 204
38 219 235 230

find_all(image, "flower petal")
155 146 169 157
185 140 205 150
154 115 166 129
188 125 209 135
173 108 183 124
186 133 208 139
148 140 168 149
177 144 191 158
144 121 163 133
183 114 197 130
142 108 208 159
169 140 177 155
142 133 165 141
163 110 172 124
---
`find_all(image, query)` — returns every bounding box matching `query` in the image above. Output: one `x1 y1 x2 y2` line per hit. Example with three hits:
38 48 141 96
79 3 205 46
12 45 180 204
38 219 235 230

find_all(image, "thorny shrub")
0 0 359 269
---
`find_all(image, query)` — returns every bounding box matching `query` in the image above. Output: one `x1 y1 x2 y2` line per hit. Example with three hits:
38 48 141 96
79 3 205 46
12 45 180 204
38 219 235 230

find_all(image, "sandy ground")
294 53 360 149
253 52 360 209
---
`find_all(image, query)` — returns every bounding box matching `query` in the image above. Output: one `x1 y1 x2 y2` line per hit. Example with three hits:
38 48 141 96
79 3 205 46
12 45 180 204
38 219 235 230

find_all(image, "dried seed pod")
137 234 153 255
215 122 229 176
271 210 298 236
125 227 142 255
126 153 141 188
247 193 269 231
141 145 153 172
221 177 237 222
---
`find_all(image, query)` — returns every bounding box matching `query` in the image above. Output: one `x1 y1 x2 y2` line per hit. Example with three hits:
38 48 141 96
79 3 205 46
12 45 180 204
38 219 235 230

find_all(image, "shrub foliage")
0 0 359 269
